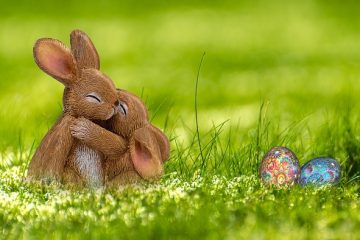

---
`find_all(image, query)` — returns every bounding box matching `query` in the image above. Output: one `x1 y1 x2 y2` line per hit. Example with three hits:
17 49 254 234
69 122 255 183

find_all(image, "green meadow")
0 0 359 239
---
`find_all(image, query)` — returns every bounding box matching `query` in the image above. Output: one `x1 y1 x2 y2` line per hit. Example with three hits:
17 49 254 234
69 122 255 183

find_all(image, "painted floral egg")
299 157 341 186
259 147 300 187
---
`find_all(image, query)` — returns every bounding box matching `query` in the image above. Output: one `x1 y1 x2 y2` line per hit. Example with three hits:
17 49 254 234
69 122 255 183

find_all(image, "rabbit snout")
106 107 116 120
108 100 124 119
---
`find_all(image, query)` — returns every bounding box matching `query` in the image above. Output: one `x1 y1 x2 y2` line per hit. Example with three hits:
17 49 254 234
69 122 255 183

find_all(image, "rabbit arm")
70 118 128 159
27 114 75 181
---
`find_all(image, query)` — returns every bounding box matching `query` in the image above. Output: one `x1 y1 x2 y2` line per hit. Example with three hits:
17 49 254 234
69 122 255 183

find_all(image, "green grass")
0 0 359 239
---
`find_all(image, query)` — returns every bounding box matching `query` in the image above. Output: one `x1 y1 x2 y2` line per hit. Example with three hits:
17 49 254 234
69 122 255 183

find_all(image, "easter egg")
259 147 300 186
299 157 340 186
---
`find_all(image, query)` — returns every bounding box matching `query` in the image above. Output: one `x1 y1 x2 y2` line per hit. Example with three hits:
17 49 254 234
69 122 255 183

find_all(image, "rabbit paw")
70 118 91 140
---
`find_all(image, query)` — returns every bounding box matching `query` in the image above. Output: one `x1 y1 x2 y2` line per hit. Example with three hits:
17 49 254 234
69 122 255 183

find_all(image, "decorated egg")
259 147 300 187
299 157 341 186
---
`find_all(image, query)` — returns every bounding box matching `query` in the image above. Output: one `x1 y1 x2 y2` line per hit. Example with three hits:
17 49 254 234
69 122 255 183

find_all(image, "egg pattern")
260 147 300 186
299 157 340 186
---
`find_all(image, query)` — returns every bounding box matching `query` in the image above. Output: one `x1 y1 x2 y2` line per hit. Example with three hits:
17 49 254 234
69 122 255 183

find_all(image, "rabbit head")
108 89 170 180
33 29 119 121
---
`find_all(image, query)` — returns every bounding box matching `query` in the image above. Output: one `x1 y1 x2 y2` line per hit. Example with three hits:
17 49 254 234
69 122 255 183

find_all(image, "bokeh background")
1 0 360 169
0 1 360 239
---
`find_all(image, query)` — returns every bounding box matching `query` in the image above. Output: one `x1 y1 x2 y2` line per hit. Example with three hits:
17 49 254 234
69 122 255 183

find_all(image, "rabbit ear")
33 38 77 85
70 29 100 70
150 125 170 162
130 126 164 180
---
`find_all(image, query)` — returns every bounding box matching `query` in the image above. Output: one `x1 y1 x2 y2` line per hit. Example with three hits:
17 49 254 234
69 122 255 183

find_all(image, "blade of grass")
195 52 206 171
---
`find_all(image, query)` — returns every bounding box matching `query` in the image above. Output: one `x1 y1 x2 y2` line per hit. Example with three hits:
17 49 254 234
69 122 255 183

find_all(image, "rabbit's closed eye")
86 93 102 103
118 101 128 116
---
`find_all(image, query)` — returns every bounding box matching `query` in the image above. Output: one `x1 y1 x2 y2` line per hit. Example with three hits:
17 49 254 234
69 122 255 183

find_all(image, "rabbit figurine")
27 30 123 186
70 89 170 186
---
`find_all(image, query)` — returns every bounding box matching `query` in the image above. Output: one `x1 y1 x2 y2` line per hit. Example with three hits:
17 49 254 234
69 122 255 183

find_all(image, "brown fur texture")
70 89 170 186
27 30 120 186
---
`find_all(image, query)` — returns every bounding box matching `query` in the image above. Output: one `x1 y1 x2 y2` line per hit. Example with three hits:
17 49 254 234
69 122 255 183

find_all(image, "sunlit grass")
0 1 360 239
0 162 358 239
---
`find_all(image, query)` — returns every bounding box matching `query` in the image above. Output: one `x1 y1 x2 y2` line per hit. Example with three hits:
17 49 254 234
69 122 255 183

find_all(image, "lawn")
0 0 359 239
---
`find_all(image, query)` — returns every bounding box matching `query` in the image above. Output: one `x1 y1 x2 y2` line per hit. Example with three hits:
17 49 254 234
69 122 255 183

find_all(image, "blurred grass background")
1 0 360 152
0 1 360 238
0 1 360 135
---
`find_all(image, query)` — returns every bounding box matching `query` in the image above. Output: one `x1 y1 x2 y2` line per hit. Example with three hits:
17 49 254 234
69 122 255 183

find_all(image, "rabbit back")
27 114 74 180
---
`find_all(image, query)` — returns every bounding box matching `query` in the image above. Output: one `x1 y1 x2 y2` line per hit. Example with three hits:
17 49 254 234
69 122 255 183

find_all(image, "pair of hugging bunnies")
26 30 170 187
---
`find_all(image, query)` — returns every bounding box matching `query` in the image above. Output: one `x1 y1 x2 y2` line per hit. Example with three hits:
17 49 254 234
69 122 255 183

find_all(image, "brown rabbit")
27 30 121 186
70 89 170 186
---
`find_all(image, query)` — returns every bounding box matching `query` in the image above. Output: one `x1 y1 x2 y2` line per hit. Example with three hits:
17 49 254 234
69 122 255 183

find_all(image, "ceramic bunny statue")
27 30 122 186
70 89 170 186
